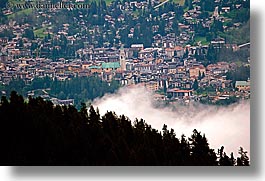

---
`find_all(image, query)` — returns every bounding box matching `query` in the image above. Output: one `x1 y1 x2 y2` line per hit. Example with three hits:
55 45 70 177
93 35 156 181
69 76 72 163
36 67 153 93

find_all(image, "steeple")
119 44 126 71
213 6 219 18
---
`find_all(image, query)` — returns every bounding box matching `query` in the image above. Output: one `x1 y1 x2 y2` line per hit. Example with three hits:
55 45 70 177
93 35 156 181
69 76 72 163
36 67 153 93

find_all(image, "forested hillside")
0 76 120 109
0 92 249 166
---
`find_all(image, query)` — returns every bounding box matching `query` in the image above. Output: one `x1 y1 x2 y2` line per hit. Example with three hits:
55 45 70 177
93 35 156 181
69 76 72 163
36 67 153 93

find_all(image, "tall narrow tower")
213 6 219 18
119 45 126 71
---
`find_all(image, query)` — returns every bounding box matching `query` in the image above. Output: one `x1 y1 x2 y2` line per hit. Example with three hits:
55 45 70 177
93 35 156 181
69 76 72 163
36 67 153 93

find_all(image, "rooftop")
235 81 250 87
102 62 120 69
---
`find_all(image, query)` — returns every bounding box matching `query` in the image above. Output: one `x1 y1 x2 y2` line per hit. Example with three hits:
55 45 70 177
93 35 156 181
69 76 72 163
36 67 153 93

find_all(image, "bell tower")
119 45 126 71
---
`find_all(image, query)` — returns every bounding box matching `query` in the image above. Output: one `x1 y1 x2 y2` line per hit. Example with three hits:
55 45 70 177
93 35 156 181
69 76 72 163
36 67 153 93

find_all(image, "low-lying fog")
92 86 250 157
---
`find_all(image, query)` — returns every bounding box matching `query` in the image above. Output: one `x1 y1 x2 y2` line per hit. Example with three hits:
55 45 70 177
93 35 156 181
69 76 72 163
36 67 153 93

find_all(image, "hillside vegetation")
0 92 250 166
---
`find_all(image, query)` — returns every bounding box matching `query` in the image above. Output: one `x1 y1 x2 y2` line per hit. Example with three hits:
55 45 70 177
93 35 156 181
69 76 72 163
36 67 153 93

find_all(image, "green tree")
0 0 8 8
189 129 217 165
183 48 189 58
236 147 250 166
193 79 199 90
0 91 250 166
218 146 235 166
88 105 100 128
207 44 217 64
23 28 35 40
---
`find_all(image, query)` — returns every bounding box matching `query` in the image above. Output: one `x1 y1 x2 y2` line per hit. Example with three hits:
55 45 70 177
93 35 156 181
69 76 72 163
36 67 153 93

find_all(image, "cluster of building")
0 40 250 102
0 0 250 104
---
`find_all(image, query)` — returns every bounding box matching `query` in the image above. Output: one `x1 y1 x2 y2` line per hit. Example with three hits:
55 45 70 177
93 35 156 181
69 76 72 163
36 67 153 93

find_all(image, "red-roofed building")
189 65 206 78
167 88 193 99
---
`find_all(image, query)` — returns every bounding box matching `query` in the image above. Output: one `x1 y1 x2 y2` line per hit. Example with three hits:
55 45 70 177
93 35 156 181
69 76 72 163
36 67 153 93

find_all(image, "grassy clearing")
34 27 47 39
194 36 209 45
133 10 140 17
7 8 33 19
6 0 38 19
173 0 185 6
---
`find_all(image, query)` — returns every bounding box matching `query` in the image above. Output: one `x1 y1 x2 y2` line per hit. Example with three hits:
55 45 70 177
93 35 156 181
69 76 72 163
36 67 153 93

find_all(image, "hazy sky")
92 86 250 157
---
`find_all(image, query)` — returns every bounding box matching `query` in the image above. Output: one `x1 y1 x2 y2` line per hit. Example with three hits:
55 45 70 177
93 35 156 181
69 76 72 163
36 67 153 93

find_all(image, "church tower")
213 6 219 18
119 45 126 71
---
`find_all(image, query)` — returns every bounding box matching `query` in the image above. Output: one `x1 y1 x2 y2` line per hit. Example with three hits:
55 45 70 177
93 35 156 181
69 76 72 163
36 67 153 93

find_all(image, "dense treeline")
49 76 119 107
199 95 239 106
0 76 120 109
220 20 250 45
226 66 250 85
0 92 249 166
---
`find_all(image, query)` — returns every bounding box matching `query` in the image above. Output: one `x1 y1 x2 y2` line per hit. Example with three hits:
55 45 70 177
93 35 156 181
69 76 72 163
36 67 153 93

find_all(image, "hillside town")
0 0 250 105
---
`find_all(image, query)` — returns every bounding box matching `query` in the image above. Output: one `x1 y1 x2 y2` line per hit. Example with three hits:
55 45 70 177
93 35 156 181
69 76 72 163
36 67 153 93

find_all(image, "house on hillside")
235 80 250 92
167 88 193 99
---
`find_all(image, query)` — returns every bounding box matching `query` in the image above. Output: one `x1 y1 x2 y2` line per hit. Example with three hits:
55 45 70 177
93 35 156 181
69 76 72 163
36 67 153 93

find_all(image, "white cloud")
92 86 250 157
